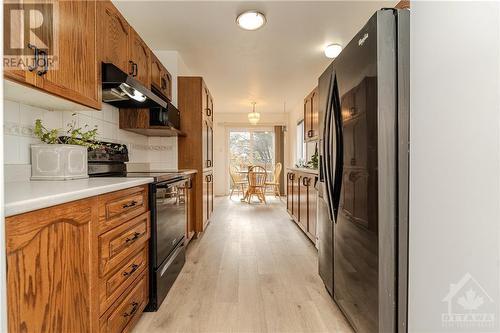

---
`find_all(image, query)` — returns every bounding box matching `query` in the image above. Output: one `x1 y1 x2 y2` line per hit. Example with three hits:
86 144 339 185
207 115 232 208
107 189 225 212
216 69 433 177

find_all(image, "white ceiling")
115 1 395 113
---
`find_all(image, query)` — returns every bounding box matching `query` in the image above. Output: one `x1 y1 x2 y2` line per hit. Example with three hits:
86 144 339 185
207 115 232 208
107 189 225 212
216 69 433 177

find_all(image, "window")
296 120 306 163
228 128 275 171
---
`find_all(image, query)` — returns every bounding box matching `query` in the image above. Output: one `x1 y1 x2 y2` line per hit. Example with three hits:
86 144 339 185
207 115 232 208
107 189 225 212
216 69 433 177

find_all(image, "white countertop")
4 177 154 217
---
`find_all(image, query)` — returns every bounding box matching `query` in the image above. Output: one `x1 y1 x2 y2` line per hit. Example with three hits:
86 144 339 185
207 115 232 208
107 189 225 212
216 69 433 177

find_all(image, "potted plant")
31 114 101 180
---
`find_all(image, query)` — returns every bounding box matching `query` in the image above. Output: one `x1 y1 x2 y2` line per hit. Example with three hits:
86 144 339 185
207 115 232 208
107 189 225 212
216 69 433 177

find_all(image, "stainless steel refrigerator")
317 9 409 333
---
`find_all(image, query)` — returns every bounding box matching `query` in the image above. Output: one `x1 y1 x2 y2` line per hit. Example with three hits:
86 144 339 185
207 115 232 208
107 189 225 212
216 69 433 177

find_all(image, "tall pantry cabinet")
178 77 214 233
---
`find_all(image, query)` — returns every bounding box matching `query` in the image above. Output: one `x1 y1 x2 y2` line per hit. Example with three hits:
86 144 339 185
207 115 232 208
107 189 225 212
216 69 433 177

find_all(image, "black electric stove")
88 141 187 312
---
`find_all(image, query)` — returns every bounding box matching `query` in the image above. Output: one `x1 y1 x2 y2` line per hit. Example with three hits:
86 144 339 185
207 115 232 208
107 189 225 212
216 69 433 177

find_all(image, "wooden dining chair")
229 166 247 199
265 162 282 198
246 166 267 203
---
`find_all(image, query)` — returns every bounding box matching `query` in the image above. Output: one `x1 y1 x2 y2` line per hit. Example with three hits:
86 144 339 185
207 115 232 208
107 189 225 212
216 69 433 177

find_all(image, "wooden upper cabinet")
129 28 150 87
37 0 100 109
150 53 162 90
98 0 131 74
150 51 172 101
311 88 319 139
203 86 214 121
4 0 101 109
304 96 312 141
3 1 36 85
304 86 319 142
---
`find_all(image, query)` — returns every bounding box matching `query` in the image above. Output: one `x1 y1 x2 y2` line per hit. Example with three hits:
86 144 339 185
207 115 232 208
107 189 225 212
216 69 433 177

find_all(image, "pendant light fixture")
248 102 260 125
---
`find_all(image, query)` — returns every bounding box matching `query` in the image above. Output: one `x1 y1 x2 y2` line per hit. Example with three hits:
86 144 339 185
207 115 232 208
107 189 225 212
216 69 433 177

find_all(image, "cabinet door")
186 177 196 242
3 1 37 85
162 70 172 101
208 172 214 219
150 52 162 92
129 28 150 87
207 93 214 122
202 172 209 228
298 175 308 232
99 0 130 74
207 122 213 169
286 172 293 215
6 197 98 333
303 97 312 141
307 177 318 241
202 117 209 169
150 52 172 100
36 0 100 109
291 173 299 220
311 87 319 140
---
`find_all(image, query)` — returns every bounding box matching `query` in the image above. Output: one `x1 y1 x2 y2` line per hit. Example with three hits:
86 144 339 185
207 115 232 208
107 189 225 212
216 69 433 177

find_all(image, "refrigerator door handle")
330 74 344 222
322 71 336 223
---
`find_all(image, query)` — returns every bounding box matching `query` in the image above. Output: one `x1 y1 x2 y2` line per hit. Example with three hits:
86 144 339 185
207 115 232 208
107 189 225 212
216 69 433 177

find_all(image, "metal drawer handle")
27 43 39 72
302 177 309 186
123 302 139 318
122 200 138 209
122 263 140 277
125 232 141 244
128 60 135 75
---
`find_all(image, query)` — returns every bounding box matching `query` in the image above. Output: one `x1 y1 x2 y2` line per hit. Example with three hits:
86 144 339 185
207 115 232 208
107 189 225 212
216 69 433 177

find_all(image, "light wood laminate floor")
133 196 353 333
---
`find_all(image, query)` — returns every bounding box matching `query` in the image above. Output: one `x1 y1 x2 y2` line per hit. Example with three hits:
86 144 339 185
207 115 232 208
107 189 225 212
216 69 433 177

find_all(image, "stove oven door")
152 178 187 268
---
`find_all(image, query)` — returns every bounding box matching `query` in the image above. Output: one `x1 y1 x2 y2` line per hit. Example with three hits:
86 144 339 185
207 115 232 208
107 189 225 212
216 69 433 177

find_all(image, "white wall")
213 111 289 196
408 2 500 332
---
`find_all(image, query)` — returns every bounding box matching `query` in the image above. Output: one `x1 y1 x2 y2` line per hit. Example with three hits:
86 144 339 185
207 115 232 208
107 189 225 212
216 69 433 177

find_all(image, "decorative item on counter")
307 144 319 169
30 115 101 181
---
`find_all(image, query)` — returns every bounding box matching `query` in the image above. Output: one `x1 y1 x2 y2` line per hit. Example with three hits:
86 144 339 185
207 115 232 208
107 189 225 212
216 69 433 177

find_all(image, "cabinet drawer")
99 246 148 314
99 212 150 277
100 271 148 333
99 186 148 233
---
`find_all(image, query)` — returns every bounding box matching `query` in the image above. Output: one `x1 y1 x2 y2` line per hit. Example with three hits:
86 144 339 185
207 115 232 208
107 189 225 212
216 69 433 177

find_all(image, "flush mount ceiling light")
248 102 260 125
236 11 266 30
324 43 343 59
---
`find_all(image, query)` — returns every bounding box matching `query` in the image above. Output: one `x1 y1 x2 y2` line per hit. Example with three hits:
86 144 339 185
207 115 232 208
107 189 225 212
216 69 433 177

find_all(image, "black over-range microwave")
150 102 180 129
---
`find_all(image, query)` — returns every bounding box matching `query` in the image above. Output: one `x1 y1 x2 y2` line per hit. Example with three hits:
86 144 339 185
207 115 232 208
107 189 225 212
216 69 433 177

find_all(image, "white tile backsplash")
4 100 178 180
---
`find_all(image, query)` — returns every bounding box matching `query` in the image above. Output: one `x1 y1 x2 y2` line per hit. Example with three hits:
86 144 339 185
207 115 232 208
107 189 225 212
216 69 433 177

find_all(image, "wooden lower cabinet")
5 185 151 333
185 173 197 245
286 172 293 214
202 171 214 229
298 175 308 232
99 271 148 333
286 169 318 243
6 197 99 333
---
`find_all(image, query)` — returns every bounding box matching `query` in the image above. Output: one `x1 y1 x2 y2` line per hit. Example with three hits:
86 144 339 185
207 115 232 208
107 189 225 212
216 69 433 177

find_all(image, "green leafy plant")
307 145 319 169
34 114 101 149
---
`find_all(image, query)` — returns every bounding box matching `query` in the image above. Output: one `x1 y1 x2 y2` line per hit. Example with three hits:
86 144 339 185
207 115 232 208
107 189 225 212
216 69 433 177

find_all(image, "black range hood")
101 63 167 109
